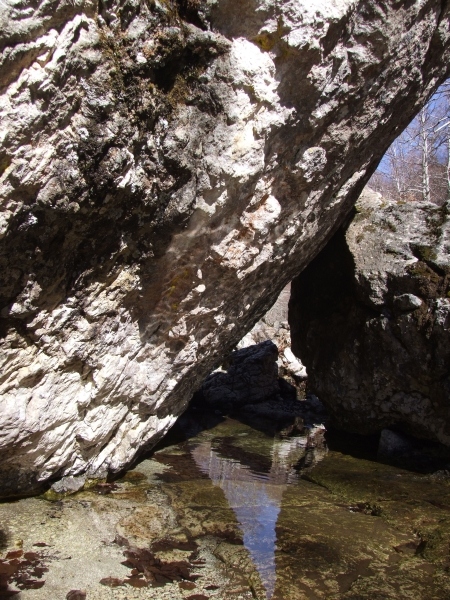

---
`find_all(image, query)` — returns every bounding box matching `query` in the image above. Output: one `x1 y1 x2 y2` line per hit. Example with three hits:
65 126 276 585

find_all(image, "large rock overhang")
1 0 450 495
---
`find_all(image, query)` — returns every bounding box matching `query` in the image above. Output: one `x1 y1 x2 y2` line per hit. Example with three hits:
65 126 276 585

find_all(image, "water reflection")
190 426 326 598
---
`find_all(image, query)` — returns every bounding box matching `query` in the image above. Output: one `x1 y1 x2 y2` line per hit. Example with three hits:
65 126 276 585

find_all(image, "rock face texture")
1 0 450 495
290 189 450 445
238 283 308 380
200 340 280 410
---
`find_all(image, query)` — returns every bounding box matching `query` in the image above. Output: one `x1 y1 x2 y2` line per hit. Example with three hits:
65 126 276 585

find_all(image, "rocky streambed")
2 405 450 600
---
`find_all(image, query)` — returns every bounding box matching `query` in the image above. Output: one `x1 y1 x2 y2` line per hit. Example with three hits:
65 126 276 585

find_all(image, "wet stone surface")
1 410 450 599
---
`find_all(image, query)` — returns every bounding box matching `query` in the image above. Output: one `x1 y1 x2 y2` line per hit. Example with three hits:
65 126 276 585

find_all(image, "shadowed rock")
290 189 450 445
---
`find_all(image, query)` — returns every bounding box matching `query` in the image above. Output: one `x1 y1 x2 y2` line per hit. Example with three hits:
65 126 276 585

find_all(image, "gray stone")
1 0 450 495
394 294 423 312
377 429 414 460
202 340 280 409
51 474 86 495
290 189 450 444
66 591 87 600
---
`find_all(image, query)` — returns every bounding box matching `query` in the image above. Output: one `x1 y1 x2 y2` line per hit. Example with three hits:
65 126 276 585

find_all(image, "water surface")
1 415 450 600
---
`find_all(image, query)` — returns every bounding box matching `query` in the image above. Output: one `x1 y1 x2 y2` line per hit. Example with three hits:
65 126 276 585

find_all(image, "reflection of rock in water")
270 426 327 484
191 427 327 599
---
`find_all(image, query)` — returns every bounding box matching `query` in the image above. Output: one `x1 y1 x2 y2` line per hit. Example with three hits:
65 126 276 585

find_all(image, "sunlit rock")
1 0 450 495
237 283 308 382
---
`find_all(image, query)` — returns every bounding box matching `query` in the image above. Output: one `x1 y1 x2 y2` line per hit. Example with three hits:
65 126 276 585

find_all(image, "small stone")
283 347 308 379
377 429 414 460
179 580 196 590
51 475 86 496
66 591 86 600
394 293 423 311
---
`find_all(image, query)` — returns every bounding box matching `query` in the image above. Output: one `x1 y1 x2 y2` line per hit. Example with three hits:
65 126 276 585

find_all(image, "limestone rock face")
290 189 450 444
237 283 308 381
1 0 450 495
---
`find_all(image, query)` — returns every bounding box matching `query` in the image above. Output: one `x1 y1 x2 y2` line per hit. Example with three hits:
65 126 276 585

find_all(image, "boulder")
190 338 326 437
237 283 308 383
289 189 450 445
1 0 450 495
200 340 280 410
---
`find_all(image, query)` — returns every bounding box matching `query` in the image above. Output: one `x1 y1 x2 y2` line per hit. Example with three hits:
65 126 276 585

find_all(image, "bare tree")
369 79 450 205
433 80 450 204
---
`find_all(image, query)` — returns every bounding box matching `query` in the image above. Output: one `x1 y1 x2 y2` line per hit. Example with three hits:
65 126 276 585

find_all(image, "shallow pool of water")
1 413 450 600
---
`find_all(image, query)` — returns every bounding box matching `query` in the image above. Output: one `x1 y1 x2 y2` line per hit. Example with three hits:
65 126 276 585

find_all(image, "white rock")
0 0 449 495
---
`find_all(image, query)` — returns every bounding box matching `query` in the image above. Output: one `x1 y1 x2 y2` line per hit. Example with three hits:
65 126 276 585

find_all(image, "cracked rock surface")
1 0 450 495
290 188 450 445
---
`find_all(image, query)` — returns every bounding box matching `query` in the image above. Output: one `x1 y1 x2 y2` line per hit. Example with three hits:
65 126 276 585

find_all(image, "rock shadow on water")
327 426 450 475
